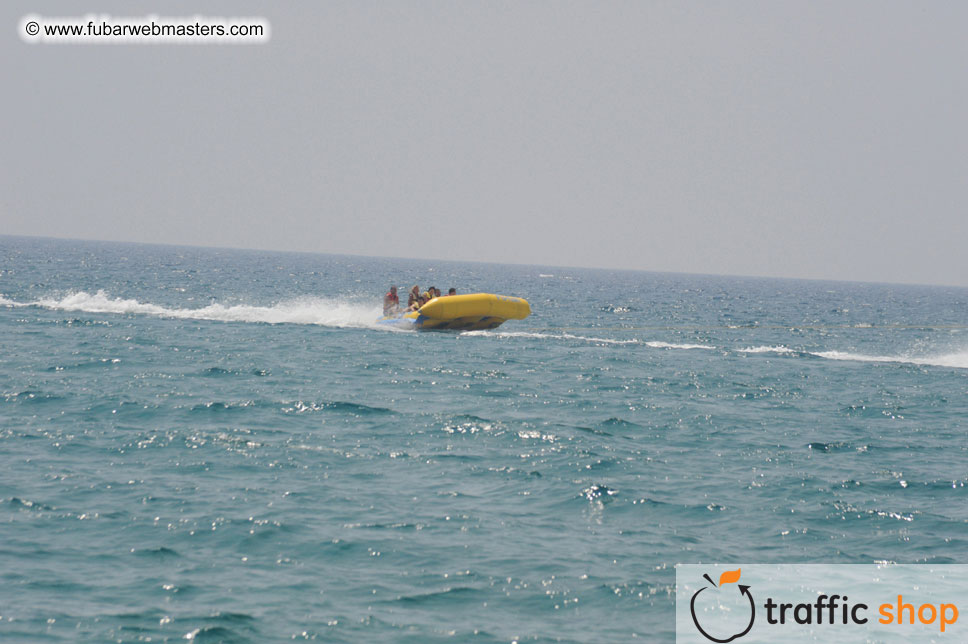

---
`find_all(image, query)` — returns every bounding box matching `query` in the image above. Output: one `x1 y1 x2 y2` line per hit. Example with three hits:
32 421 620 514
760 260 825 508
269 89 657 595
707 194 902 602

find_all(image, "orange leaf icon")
719 569 741 586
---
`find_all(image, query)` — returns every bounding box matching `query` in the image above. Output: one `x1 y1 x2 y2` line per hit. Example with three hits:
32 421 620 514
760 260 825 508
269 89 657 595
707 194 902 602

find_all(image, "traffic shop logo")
689 569 755 643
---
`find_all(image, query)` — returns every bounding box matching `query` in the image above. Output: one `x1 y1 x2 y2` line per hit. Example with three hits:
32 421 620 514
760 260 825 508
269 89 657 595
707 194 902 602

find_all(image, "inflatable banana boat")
378 293 530 331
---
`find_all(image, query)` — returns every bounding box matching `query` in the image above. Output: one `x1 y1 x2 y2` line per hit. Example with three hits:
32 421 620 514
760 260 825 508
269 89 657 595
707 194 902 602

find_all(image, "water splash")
2 290 382 329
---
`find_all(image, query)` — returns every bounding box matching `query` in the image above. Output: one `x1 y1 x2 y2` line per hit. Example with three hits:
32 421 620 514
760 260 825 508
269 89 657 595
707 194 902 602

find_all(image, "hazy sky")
4 1 967 285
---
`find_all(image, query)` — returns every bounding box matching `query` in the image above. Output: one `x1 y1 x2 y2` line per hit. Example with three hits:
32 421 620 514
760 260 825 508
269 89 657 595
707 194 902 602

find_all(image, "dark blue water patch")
841 402 908 418
57 317 115 327
581 484 618 503
192 366 273 378
189 400 258 413
911 554 962 564
2 389 66 404
431 453 488 464
806 441 855 452
442 413 500 425
182 615 260 644
573 425 614 437
200 366 234 377
393 585 485 606
77 611 262 644
578 457 620 473
44 358 123 372
6 497 58 513
597 417 642 430
337 520 428 533
83 399 160 419
130 546 181 559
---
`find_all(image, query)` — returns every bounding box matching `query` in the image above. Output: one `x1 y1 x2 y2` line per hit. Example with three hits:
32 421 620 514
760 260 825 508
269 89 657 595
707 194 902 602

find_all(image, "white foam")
739 344 968 369
812 349 968 370
5 290 383 329
461 330 640 345
738 345 797 354
645 341 716 350
461 331 716 349
0 295 29 307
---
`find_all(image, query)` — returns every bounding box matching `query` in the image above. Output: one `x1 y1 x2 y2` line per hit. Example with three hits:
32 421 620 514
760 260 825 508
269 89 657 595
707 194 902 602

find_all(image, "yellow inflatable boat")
378 293 530 331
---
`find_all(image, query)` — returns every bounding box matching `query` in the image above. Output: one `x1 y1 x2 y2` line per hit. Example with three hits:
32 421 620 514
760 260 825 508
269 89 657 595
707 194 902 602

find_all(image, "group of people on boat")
383 285 457 316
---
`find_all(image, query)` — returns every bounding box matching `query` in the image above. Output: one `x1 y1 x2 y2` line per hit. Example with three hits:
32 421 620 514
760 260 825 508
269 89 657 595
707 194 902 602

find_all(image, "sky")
4 1 967 286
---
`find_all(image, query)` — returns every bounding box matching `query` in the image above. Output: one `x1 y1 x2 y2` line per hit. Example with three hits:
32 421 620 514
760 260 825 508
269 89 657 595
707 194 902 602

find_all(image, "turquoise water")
1 235 967 643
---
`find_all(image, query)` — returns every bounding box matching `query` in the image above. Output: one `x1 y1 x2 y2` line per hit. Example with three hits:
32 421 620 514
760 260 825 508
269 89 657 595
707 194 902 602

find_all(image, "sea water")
1 235 966 643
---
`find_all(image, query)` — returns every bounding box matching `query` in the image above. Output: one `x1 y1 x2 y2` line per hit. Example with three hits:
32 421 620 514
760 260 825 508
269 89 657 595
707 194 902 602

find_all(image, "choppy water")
1 235 966 643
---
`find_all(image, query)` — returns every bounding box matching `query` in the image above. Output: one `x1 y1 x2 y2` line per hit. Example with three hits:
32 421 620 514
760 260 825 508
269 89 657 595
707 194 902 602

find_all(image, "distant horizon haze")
4 2 967 287
5 232 967 290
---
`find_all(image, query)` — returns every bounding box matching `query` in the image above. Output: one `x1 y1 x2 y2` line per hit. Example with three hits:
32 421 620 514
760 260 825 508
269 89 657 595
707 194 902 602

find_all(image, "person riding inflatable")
383 286 399 315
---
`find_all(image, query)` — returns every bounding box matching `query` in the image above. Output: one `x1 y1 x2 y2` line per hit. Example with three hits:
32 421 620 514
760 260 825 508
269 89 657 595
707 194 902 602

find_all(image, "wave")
1 290 382 329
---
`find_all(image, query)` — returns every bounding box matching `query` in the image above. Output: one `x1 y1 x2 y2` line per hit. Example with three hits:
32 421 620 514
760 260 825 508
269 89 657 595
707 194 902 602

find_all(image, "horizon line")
3 232 966 291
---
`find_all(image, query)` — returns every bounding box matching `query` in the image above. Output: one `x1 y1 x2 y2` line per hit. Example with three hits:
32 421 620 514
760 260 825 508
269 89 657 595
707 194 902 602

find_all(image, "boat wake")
812 349 968 370
0 290 383 329
737 345 798 355
740 345 968 370
645 341 716 350
460 330 640 345
4 292 964 367
460 330 716 350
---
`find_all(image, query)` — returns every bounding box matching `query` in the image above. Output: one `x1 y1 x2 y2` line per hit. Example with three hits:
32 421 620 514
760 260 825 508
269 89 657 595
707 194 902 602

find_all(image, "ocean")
1 235 966 643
